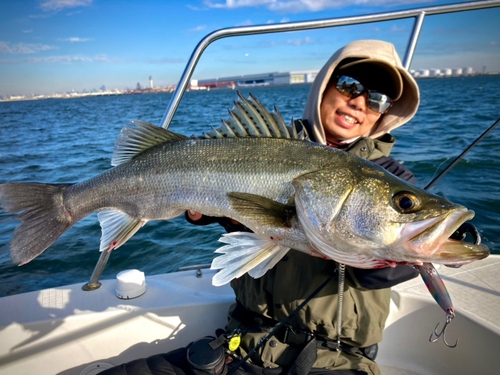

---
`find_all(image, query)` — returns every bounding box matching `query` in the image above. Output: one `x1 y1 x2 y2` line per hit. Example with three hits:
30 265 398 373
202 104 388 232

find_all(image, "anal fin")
98 210 147 252
211 232 290 286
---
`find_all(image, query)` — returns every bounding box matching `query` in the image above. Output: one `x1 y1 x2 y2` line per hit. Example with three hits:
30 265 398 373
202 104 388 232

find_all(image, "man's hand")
187 210 241 225
187 210 203 221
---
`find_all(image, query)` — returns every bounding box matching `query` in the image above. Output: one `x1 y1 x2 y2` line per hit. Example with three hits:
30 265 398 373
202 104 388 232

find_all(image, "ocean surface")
1 75 499 297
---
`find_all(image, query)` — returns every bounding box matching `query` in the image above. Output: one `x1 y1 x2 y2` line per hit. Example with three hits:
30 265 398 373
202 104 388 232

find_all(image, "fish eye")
393 191 420 213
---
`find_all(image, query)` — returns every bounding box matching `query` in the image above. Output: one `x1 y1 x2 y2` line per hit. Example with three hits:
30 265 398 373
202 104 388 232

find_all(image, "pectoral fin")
227 192 295 228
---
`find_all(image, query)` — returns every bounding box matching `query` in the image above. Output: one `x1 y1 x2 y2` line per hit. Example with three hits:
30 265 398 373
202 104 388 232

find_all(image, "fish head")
292 165 489 267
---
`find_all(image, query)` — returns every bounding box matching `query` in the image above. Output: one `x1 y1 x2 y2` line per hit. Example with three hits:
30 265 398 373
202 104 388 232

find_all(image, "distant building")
197 70 318 88
429 69 441 77
419 69 430 77
149 76 153 89
409 67 480 78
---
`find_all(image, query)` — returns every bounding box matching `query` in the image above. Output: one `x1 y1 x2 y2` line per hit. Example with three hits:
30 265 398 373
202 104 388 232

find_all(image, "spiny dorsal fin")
247 92 285 138
292 117 310 140
202 92 309 141
231 100 261 136
112 121 189 166
236 91 272 137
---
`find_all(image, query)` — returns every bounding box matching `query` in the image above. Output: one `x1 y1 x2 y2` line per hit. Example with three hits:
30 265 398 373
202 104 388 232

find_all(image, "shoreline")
2 72 499 103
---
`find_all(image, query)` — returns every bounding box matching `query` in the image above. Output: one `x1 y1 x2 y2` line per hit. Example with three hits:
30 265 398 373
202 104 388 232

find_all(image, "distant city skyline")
4 65 497 102
1 0 500 97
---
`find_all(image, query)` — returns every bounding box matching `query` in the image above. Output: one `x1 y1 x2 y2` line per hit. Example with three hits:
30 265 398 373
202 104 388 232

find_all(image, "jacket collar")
344 133 395 161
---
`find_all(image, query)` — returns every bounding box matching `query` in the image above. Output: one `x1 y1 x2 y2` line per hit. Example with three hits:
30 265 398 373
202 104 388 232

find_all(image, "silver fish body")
0 96 490 285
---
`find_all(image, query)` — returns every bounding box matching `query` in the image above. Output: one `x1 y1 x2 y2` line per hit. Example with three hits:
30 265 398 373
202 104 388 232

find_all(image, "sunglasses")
335 75 393 114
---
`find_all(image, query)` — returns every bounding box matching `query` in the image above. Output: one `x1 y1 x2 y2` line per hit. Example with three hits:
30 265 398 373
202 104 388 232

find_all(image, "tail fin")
0 183 74 265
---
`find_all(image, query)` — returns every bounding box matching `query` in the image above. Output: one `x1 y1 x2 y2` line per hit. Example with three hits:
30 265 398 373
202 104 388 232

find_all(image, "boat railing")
82 0 500 291
178 264 211 278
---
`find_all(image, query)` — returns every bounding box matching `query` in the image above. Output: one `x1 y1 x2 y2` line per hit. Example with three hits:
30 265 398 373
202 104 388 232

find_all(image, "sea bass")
0 93 489 286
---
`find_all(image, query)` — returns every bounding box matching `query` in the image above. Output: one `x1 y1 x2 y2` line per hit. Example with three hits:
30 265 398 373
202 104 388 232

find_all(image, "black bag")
187 337 227 375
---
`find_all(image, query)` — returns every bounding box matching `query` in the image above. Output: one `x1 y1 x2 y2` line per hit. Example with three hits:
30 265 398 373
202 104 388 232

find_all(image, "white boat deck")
0 255 499 375
379 255 500 375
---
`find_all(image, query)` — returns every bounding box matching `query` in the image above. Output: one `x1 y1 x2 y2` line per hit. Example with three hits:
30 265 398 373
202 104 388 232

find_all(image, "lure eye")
393 191 420 213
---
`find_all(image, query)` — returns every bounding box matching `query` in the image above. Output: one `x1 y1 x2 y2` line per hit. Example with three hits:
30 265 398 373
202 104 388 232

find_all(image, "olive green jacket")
225 137 399 375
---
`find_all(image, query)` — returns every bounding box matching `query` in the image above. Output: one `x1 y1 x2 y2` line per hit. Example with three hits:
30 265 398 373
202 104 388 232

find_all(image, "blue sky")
1 0 499 96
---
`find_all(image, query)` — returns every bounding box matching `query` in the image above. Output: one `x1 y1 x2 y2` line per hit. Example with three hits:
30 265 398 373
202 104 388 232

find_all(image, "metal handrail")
84 0 500 290
403 11 426 70
178 263 212 278
160 0 500 129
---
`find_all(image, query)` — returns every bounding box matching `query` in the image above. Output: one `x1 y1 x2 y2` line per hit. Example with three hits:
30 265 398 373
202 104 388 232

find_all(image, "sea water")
0 75 499 296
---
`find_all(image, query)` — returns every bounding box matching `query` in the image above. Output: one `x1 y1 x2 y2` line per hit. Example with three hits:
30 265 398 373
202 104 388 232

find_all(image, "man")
189 40 420 375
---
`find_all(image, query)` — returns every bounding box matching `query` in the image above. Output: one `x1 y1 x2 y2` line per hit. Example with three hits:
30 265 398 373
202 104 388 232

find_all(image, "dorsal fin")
236 91 272 137
112 121 189 166
231 100 261 136
199 92 309 141
270 104 291 139
247 93 285 138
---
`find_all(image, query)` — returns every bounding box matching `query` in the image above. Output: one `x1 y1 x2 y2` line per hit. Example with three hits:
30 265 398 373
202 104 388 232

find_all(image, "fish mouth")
404 208 490 264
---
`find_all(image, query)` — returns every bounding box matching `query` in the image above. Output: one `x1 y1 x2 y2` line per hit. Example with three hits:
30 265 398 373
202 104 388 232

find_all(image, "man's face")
320 82 382 143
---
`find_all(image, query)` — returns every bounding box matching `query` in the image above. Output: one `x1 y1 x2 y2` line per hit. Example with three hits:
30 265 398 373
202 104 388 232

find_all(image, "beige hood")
302 40 420 144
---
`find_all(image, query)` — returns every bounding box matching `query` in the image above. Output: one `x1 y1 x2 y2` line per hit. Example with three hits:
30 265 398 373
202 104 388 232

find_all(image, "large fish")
0 93 489 286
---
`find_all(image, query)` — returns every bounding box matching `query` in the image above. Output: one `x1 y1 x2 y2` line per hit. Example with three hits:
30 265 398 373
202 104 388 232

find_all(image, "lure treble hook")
416 263 459 349
430 312 459 348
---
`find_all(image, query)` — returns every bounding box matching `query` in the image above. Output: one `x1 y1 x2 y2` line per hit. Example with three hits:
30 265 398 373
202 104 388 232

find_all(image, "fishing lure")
416 263 458 348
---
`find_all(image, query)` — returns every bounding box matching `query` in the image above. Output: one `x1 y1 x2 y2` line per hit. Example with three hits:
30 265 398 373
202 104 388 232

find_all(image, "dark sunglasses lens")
366 92 392 113
336 76 364 97
336 76 392 114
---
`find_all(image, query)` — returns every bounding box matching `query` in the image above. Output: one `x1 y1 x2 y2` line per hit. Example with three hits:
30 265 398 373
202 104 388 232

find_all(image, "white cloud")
187 25 207 34
58 37 93 42
0 54 139 64
23 30 34 33
92 54 137 63
28 14 52 18
390 24 406 32
223 36 313 50
260 36 314 47
40 0 93 12
26 55 92 63
204 0 432 13
373 24 407 32
143 58 184 64
280 17 290 23
0 41 58 54
187 4 209 11
205 0 269 9
237 19 253 26
93 54 111 62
